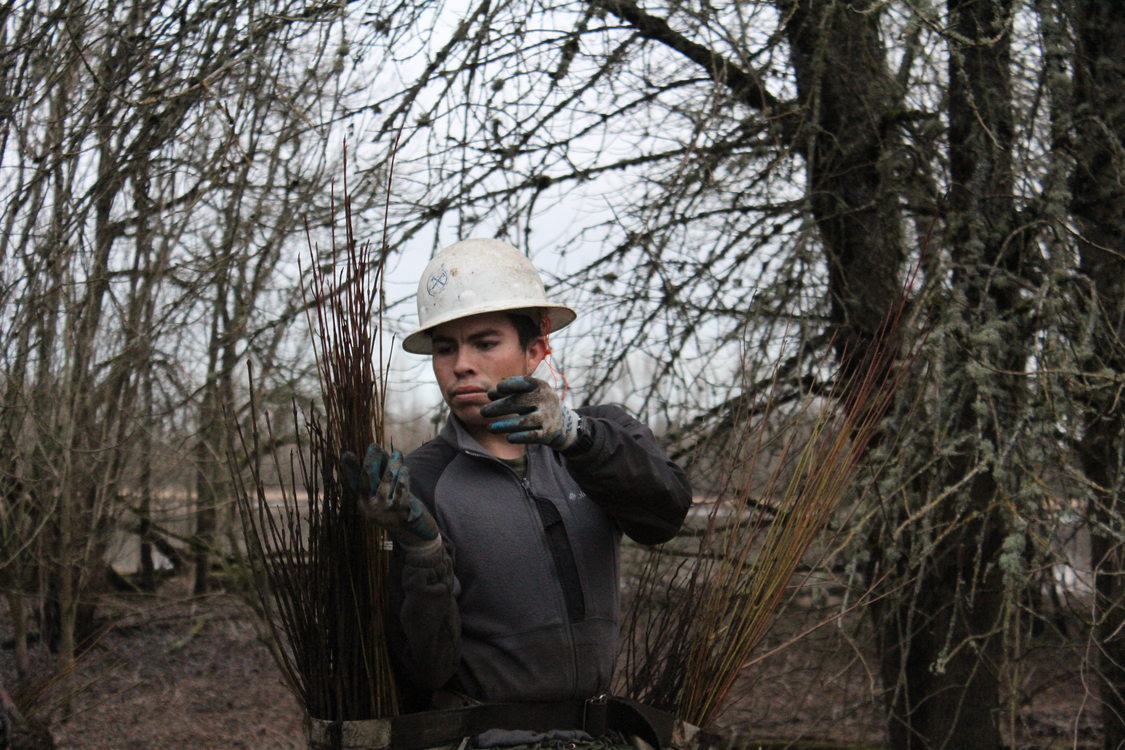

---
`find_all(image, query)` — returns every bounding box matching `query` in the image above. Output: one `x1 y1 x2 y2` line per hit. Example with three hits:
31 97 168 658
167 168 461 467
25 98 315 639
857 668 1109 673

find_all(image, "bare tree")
0 0 377 684
348 1 1119 747
1069 3 1125 746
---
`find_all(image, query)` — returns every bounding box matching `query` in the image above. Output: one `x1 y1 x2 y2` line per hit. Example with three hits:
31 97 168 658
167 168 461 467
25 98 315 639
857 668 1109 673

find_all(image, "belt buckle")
583 694 609 736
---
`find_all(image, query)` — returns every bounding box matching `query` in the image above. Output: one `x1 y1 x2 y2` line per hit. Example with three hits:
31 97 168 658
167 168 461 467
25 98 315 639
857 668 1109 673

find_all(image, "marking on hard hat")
427 267 449 296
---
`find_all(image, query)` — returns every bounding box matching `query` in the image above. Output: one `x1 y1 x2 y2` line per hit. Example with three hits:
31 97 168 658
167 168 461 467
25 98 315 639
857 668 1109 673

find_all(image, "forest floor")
0 575 1103 750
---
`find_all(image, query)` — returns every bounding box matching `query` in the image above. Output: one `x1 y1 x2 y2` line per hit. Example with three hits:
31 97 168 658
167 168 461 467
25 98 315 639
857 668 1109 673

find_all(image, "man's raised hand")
480 376 578 450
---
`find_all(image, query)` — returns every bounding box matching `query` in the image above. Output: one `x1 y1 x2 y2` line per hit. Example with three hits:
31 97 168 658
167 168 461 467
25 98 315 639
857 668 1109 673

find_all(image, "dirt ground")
0 578 1102 750
3 583 304 750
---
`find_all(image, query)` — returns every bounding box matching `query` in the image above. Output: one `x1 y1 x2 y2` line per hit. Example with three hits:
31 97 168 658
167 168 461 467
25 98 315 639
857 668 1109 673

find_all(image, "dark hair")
507 312 543 350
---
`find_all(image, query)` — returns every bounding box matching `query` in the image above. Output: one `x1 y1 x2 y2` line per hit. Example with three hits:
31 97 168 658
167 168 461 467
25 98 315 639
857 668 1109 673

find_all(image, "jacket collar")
439 414 492 456
439 415 542 463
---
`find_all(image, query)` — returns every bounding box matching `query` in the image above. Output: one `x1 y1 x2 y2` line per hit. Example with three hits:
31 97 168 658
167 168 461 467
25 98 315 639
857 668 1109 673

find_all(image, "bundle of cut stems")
620 314 914 730
232 185 398 723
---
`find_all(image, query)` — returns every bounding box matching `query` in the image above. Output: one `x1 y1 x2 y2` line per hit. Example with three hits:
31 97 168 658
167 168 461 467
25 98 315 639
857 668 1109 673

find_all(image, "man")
348 238 692 744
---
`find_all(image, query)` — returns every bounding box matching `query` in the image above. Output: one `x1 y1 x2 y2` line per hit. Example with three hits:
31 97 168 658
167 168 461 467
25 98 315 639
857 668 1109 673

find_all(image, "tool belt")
388 695 674 750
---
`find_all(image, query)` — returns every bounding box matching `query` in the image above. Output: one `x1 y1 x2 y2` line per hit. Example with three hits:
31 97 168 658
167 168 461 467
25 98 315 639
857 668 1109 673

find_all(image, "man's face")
430 312 545 430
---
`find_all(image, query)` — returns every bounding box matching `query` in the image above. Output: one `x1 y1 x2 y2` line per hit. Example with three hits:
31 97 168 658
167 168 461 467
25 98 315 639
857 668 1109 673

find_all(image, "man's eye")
477 340 497 350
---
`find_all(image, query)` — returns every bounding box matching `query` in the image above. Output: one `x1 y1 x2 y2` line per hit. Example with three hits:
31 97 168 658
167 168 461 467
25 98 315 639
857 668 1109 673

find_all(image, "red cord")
539 311 569 399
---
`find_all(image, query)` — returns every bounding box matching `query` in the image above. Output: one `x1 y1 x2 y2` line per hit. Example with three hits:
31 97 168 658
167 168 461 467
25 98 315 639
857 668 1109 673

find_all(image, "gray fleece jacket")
392 404 691 709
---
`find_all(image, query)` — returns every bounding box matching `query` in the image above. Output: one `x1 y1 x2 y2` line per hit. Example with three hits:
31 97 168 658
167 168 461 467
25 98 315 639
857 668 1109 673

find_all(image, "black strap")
532 497 586 622
390 701 584 749
388 697 672 750
605 697 674 749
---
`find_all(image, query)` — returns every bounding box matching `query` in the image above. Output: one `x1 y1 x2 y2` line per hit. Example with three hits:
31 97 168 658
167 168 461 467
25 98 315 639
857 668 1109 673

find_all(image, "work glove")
479 376 579 450
340 444 441 554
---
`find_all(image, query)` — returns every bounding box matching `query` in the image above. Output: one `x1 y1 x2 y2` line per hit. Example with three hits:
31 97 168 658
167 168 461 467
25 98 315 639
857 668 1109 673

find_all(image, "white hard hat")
402 238 577 354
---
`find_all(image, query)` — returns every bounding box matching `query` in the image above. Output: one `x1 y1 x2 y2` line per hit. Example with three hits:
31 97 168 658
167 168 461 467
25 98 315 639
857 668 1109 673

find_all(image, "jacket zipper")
467 447 581 694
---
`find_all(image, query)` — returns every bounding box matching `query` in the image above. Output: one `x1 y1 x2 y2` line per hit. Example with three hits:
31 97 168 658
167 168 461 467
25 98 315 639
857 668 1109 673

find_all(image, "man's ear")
525 336 548 374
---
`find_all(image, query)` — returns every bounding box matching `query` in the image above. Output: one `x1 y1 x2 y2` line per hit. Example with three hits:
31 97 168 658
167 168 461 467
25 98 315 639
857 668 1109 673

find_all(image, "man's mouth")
449 385 487 404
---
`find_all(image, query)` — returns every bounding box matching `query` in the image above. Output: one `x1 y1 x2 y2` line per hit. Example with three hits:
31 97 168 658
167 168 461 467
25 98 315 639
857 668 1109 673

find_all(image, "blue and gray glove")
340 444 441 554
479 376 579 450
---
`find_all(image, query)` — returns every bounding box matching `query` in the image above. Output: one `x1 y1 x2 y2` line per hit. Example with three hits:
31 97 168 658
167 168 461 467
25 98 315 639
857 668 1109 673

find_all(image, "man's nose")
453 347 476 375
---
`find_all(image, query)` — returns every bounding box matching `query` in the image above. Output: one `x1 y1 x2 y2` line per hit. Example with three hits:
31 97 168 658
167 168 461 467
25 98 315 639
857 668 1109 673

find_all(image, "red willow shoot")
233 169 399 725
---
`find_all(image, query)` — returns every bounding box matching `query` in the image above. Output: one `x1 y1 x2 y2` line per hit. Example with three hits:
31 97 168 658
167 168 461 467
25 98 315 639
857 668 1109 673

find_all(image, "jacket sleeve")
389 542 461 701
561 404 692 545
390 441 464 704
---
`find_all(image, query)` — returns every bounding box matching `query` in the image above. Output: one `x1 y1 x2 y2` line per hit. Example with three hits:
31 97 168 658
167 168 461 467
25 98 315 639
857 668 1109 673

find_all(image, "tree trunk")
192 389 220 595
1070 4 1125 746
870 1 1020 747
779 0 905 381
5 592 29 679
